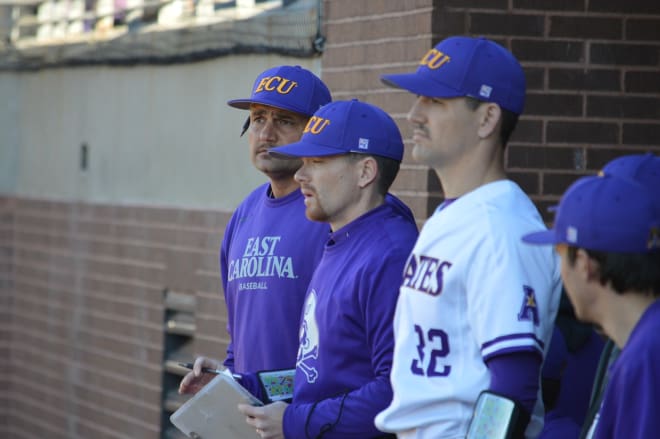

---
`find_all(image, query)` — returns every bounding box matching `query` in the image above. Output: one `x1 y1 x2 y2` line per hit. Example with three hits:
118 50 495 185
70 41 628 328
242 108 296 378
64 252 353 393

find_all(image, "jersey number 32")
411 324 451 377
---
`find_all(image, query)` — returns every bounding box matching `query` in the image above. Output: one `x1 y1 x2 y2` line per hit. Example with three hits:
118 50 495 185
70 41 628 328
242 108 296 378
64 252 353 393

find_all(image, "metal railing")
0 0 321 70
0 0 287 45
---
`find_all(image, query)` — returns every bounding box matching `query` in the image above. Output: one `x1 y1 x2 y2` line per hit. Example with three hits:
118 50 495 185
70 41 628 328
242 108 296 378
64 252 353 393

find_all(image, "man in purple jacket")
579 152 660 439
238 99 419 438
523 169 660 439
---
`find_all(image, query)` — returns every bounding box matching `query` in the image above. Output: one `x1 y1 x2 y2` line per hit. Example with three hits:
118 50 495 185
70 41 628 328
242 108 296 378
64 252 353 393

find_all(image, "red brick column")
322 0 660 222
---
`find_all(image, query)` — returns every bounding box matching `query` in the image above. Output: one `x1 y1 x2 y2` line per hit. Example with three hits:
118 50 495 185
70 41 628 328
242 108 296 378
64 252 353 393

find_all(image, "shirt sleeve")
466 222 555 361
236 372 265 403
486 351 541 415
220 214 236 372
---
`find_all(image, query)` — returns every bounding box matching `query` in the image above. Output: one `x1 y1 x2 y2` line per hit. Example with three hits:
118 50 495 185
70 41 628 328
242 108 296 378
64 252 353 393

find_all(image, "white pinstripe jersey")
376 180 562 439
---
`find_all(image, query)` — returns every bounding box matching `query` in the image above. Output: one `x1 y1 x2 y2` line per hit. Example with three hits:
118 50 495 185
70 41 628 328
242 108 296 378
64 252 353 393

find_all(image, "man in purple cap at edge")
522 171 660 439
179 66 332 398
374 36 562 438
238 99 419 438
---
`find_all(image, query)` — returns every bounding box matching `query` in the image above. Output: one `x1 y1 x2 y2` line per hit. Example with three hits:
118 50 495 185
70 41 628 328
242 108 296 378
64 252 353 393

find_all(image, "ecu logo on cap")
254 76 298 95
419 48 451 69
303 116 331 135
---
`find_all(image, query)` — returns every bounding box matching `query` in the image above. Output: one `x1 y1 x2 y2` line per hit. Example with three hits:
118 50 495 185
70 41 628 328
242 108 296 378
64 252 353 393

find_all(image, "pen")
178 362 242 380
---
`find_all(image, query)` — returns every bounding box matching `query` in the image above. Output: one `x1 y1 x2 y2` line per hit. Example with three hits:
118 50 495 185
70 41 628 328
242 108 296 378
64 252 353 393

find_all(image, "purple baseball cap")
227 65 331 117
601 153 660 208
523 175 660 253
381 36 526 115
269 99 404 162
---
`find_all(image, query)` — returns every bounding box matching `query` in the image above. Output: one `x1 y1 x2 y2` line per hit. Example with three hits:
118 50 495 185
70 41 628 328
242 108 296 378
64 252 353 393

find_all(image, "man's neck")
433 146 507 198
268 177 299 199
329 192 384 232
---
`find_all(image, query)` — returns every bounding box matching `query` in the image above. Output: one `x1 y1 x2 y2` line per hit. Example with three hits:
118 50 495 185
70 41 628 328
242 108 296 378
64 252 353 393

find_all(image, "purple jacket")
283 198 418 438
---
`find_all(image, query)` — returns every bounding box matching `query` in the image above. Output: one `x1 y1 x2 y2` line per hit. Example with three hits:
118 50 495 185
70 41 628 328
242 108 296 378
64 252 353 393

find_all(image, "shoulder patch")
517 285 539 326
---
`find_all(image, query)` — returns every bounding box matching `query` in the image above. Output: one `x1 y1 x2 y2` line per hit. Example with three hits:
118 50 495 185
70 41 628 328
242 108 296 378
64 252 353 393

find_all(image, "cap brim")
226 99 253 110
522 229 560 246
226 98 308 117
381 72 463 99
269 141 347 159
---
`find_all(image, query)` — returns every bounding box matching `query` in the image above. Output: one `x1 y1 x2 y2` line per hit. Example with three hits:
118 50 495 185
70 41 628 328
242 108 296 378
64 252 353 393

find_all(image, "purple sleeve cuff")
236 372 265 403
486 351 542 415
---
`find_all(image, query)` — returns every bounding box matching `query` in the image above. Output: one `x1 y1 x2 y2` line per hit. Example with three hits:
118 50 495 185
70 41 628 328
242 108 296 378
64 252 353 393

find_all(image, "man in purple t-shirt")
578 152 660 439
238 99 419 438
179 66 332 397
523 164 660 439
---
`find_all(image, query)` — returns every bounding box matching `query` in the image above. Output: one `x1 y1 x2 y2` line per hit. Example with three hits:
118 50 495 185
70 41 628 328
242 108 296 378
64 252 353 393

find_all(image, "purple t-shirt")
593 299 660 439
283 199 418 439
221 184 329 374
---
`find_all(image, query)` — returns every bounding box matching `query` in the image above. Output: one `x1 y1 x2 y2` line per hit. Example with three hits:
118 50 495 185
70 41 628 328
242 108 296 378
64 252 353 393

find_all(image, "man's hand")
178 356 221 395
238 401 288 439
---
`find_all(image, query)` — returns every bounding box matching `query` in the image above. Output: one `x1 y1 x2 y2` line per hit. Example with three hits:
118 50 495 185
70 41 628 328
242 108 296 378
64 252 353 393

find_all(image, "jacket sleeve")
282 375 393 439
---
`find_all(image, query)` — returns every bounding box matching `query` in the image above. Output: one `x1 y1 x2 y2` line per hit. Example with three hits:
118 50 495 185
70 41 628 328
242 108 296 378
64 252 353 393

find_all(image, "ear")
356 156 378 189
477 103 501 139
575 248 602 284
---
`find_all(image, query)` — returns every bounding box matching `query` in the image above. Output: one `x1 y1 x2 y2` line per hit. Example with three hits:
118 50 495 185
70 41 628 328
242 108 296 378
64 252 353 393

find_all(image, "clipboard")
170 370 263 439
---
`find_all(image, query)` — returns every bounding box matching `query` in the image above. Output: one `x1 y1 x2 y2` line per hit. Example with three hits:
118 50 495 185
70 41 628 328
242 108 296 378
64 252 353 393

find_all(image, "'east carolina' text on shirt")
227 235 297 281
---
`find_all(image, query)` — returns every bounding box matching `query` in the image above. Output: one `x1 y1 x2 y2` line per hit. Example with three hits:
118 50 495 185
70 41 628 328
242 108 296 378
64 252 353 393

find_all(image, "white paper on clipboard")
170 370 263 439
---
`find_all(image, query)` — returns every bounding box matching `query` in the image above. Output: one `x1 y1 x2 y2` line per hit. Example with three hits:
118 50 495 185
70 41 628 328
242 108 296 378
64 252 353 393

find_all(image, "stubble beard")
255 153 302 178
304 200 329 223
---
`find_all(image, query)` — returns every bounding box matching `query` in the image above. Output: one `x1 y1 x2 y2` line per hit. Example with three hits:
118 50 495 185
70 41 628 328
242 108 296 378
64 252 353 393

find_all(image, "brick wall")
322 0 438 219
0 195 230 438
0 197 13 435
323 0 660 222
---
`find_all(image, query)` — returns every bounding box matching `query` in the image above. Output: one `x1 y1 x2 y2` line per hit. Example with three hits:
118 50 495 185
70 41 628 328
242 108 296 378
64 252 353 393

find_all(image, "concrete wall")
1 55 321 211
0 72 20 192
